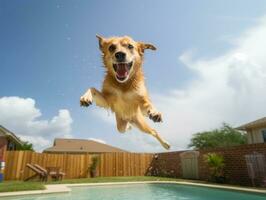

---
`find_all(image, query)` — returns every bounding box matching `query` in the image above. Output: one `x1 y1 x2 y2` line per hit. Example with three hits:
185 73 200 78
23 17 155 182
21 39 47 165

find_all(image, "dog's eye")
109 44 116 52
128 44 134 49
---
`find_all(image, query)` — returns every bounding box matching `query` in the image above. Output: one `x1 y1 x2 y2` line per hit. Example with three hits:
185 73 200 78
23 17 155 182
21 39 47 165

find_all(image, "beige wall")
247 127 266 144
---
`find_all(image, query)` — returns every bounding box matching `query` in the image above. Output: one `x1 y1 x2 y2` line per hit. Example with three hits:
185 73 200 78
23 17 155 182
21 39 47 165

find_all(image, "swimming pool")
3 183 266 200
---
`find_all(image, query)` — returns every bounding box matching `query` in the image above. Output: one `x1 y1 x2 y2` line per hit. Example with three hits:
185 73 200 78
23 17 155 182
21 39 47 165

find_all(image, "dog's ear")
138 42 157 53
96 34 106 51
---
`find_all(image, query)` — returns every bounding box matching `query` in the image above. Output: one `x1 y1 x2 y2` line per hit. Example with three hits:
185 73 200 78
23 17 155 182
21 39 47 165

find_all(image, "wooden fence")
3 151 154 180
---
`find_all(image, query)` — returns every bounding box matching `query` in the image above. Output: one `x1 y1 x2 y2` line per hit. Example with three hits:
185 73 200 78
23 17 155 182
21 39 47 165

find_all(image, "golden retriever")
80 35 170 150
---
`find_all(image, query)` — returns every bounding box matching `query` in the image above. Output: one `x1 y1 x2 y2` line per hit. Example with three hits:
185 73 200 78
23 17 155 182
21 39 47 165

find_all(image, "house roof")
0 125 24 145
236 117 266 131
43 138 127 153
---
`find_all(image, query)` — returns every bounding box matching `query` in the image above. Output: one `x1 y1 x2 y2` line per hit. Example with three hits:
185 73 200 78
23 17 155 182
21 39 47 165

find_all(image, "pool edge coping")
0 181 266 198
0 185 71 198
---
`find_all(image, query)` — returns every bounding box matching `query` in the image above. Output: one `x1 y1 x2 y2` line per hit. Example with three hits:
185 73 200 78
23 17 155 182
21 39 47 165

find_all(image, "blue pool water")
3 183 266 200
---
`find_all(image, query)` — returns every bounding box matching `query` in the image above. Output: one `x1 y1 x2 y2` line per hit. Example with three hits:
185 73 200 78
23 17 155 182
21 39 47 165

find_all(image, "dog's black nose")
115 51 126 62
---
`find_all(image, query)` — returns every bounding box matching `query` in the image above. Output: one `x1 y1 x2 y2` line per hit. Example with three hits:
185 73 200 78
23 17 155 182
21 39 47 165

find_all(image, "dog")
80 35 170 150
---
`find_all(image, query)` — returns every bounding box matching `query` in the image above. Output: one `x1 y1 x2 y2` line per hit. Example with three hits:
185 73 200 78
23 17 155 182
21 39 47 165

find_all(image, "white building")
237 117 266 144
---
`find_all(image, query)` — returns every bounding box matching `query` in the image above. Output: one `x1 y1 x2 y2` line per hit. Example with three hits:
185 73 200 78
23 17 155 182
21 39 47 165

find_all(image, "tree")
17 141 34 151
188 123 247 149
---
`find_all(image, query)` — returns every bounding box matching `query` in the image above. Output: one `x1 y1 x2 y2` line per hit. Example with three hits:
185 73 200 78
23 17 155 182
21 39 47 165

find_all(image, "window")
262 130 266 143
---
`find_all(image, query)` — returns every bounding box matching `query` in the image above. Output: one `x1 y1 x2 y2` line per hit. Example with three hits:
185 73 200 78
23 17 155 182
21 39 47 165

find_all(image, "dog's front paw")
80 90 93 107
148 110 163 123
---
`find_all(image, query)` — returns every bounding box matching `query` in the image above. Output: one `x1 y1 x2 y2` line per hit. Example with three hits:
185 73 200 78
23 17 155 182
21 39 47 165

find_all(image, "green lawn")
47 176 180 184
0 181 45 193
0 176 179 193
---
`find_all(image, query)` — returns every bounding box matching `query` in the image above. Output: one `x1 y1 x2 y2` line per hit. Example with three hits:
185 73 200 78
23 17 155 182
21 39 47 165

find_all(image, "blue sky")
1 0 266 152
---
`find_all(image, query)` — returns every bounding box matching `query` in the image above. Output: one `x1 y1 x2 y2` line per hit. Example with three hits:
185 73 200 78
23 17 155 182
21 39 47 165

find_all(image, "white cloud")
92 16 266 152
0 96 73 151
153 16 266 151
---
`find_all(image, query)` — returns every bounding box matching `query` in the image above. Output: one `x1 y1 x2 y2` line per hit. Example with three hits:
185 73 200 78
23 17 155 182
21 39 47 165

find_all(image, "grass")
46 176 180 184
0 181 45 193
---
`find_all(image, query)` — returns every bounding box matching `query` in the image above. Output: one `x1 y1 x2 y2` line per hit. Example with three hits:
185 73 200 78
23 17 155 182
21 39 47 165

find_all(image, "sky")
1 0 266 152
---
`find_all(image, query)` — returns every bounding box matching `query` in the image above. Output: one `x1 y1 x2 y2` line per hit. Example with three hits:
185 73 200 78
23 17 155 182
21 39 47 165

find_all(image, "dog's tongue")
116 64 128 77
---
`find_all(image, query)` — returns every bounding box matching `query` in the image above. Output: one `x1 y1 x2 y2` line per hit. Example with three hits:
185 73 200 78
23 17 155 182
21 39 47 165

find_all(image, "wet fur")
80 35 170 150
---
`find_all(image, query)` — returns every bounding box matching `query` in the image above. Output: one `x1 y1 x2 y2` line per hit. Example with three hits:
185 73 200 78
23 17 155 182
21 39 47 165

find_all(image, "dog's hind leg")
80 88 108 108
115 114 131 133
132 112 170 150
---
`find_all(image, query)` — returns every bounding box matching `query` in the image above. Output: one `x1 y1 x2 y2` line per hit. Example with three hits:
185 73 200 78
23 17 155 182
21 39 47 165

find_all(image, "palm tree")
204 153 225 182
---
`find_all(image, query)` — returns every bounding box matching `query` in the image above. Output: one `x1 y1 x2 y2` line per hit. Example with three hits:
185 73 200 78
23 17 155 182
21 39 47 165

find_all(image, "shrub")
204 153 225 183
90 156 100 178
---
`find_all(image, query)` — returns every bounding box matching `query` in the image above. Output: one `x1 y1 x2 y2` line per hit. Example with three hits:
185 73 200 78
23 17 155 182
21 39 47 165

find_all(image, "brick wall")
149 143 266 186
199 143 266 186
148 151 184 177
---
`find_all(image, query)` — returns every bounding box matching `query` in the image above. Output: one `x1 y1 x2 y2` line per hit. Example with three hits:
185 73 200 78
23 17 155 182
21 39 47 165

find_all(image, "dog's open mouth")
113 61 133 82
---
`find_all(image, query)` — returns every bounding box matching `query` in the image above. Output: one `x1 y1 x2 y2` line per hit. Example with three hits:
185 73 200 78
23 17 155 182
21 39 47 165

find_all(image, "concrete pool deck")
0 181 266 198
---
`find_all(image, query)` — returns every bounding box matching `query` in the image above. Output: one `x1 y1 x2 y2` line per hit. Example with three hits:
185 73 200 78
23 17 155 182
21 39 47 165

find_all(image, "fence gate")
245 152 266 186
180 151 199 179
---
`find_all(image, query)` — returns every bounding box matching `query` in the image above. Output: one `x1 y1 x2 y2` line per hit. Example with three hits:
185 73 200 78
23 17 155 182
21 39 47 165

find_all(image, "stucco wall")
248 127 266 144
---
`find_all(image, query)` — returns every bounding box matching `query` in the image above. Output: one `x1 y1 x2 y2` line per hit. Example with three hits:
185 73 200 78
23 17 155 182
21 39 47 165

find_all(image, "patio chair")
34 164 65 181
24 163 47 182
